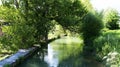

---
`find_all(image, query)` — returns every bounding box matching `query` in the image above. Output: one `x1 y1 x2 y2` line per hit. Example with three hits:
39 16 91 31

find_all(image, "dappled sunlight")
0 44 13 61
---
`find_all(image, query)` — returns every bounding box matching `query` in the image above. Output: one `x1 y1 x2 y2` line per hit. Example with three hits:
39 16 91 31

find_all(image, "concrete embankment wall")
0 46 39 67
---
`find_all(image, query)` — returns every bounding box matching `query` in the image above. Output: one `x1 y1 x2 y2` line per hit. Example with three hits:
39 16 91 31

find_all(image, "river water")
17 37 104 67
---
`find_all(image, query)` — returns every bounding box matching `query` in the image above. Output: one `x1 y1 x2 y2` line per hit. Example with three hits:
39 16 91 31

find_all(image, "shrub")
82 12 103 56
82 12 103 45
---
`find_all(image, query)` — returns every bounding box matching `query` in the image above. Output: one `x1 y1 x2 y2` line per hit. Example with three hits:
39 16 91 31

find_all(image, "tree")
54 0 91 33
104 9 120 30
0 5 36 49
1 0 19 8
82 12 103 56
20 0 91 43
0 0 94 49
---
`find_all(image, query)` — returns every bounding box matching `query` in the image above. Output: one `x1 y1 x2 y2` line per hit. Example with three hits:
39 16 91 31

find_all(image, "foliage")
0 0 106 60
0 0 91 50
81 0 93 12
104 9 120 30
81 12 103 56
1 0 120 66
55 0 90 33
0 6 18 22
94 30 120 66
94 30 120 58
82 12 103 45
0 6 36 50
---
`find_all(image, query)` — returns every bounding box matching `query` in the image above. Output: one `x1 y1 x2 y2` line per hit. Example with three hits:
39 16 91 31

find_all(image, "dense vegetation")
0 0 120 66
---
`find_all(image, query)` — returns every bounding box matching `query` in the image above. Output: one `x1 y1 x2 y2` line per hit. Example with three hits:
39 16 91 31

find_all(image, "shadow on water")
17 37 104 67
17 48 49 67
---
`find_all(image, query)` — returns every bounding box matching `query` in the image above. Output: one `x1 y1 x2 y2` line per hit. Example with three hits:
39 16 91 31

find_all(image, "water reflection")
17 48 48 67
18 37 103 67
47 37 83 67
44 44 59 67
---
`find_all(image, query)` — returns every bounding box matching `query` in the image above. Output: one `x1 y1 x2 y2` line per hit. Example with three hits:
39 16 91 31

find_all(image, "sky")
0 0 1 5
90 0 120 12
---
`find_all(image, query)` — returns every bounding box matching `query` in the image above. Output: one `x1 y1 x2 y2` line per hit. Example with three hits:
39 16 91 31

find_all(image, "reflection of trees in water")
18 37 104 67
58 54 82 67
17 48 48 67
58 54 104 67
50 37 104 67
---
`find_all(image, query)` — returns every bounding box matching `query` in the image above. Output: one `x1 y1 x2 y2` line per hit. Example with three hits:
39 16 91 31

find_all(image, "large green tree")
0 0 94 49
19 0 91 43
82 12 103 56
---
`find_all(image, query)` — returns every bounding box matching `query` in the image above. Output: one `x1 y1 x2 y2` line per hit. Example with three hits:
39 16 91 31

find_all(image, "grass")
0 49 13 60
0 55 10 61
0 45 13 61
95 30 120 55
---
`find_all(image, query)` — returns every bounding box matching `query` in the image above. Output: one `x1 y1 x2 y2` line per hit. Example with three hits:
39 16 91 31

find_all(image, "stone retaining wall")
0 46 39 67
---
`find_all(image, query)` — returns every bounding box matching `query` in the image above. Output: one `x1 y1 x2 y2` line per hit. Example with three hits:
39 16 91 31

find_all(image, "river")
17 37 104 67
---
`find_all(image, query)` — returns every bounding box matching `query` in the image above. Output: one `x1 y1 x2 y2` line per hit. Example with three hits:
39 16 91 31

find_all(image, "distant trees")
104 9 120 30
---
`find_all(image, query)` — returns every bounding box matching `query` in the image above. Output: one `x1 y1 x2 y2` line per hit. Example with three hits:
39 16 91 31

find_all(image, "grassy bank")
94 29 120 66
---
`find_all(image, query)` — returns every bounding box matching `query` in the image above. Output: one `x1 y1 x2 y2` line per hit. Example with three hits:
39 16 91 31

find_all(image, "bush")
82 12 103 56
82 12 103 45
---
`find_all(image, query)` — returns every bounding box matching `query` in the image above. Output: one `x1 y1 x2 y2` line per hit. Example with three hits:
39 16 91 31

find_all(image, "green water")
17 37 103 67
